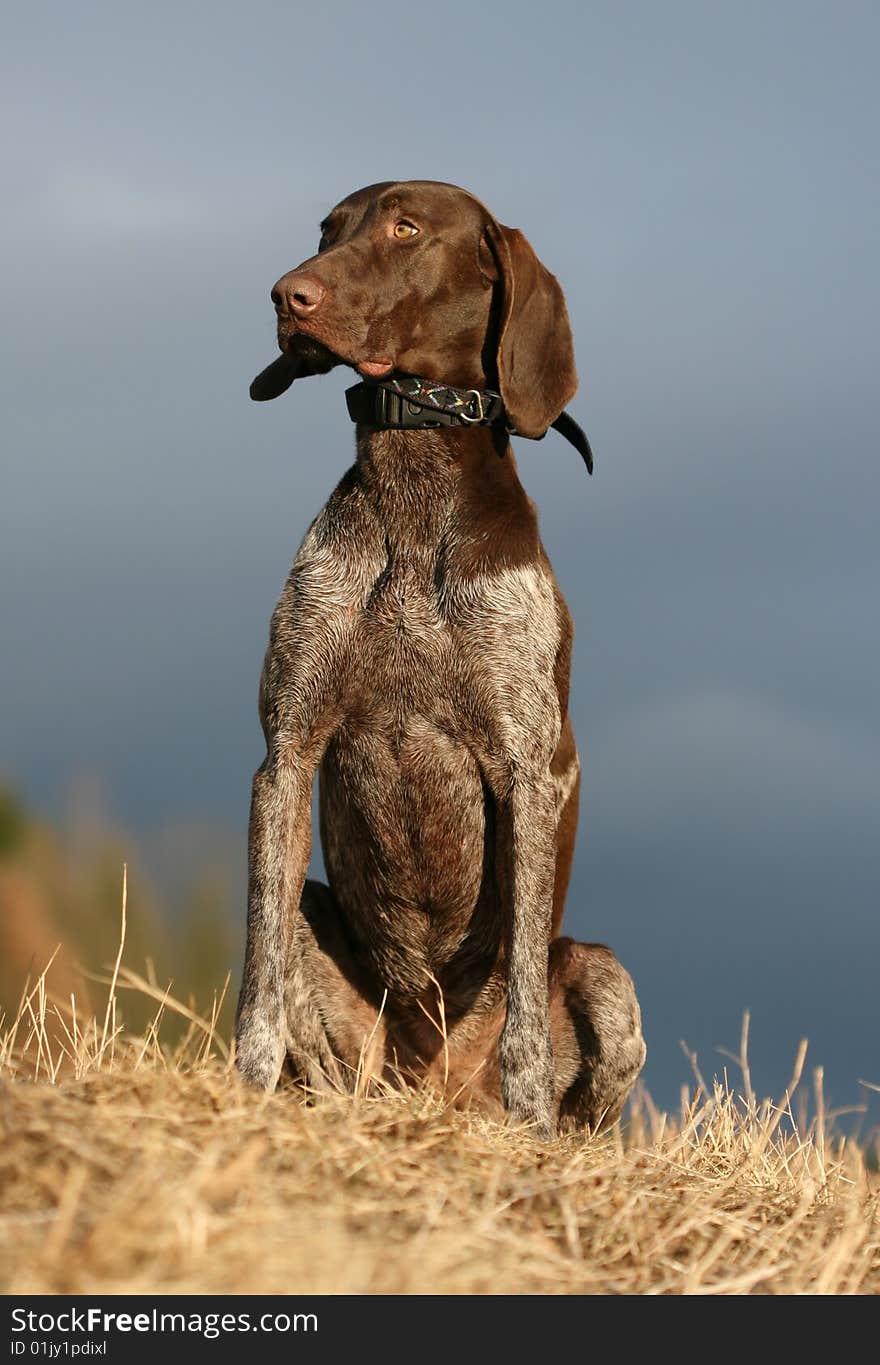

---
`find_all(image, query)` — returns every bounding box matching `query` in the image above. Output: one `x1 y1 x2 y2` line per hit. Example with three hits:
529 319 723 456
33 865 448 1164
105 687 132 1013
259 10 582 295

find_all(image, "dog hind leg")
283 880 389 1094
549 938 646 1133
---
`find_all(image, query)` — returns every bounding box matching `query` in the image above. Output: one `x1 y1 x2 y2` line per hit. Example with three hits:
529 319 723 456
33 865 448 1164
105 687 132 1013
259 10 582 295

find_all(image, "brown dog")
235 181 645 1137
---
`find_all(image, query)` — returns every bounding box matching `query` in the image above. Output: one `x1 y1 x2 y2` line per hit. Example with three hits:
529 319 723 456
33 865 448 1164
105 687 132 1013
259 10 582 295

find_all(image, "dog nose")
271 273 326 317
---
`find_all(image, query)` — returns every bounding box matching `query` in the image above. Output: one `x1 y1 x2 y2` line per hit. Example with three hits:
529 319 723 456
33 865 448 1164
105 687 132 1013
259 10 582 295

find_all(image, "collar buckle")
457 390 486 423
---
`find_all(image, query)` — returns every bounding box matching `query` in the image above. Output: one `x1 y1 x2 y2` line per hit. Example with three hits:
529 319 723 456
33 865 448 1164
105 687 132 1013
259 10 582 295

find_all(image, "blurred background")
2 2 878 1123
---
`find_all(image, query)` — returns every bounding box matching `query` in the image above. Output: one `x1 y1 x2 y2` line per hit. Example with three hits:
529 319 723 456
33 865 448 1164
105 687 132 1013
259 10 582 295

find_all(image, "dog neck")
354 425 538 567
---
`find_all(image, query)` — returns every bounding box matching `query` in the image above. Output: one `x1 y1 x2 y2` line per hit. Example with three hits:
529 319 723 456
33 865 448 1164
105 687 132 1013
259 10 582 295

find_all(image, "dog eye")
318 219 340 252
392 220 419 239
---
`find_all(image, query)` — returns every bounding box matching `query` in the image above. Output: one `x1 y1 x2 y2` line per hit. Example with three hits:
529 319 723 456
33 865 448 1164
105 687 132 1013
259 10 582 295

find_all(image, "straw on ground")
0 877 877 1295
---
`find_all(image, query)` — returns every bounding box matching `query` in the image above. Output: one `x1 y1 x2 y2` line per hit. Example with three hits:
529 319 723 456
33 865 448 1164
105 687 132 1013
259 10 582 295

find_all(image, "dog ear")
483 221 578 439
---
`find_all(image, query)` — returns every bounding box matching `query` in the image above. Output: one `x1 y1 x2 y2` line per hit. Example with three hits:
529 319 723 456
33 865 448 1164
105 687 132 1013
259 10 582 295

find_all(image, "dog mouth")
355 359 393 378
279 325 393 380
279 331 338 370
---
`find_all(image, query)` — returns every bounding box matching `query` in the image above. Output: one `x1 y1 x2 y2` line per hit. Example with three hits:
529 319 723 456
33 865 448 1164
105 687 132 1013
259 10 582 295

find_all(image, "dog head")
250 180 577 440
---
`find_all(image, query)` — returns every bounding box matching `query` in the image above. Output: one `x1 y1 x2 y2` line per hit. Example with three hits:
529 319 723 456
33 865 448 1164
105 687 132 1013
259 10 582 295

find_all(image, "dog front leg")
496 771 557 1138
235 751 314 1090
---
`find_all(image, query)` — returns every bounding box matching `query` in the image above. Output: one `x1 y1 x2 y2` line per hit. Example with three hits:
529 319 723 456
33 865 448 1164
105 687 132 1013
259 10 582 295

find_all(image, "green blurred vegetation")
0 782 241 1039
0 789 27 858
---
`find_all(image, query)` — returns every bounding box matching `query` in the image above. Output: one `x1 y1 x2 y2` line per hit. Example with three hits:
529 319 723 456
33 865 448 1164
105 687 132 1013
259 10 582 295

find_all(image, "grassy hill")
1 936 877 1295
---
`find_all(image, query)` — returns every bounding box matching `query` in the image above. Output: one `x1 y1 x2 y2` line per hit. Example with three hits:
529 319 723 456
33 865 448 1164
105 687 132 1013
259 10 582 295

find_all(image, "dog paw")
499 1030 556 1138
234 1012 286 1092
504 1098 555 1141
504 1093 556 1141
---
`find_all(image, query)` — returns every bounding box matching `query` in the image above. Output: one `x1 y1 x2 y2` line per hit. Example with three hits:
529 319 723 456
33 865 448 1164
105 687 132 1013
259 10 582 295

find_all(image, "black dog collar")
346 374 593 474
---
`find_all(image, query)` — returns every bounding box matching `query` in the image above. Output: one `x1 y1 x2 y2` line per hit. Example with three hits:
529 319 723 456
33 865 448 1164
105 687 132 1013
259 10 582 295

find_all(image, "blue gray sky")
2 1 878 1120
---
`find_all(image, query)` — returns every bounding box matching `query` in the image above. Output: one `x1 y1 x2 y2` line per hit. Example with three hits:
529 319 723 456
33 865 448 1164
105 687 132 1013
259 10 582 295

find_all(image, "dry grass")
1 878 877 1296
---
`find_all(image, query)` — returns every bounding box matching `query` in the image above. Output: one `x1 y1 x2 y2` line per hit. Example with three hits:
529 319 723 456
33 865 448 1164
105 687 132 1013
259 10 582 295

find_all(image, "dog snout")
271 272 326 318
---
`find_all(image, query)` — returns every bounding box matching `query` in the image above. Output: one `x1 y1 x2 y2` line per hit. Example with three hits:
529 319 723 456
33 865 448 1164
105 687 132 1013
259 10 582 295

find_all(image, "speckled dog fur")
235 182 645 1137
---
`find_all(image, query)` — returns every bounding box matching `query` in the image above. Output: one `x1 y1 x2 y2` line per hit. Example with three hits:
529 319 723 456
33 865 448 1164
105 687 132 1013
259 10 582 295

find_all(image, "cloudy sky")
2 1 878 1119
